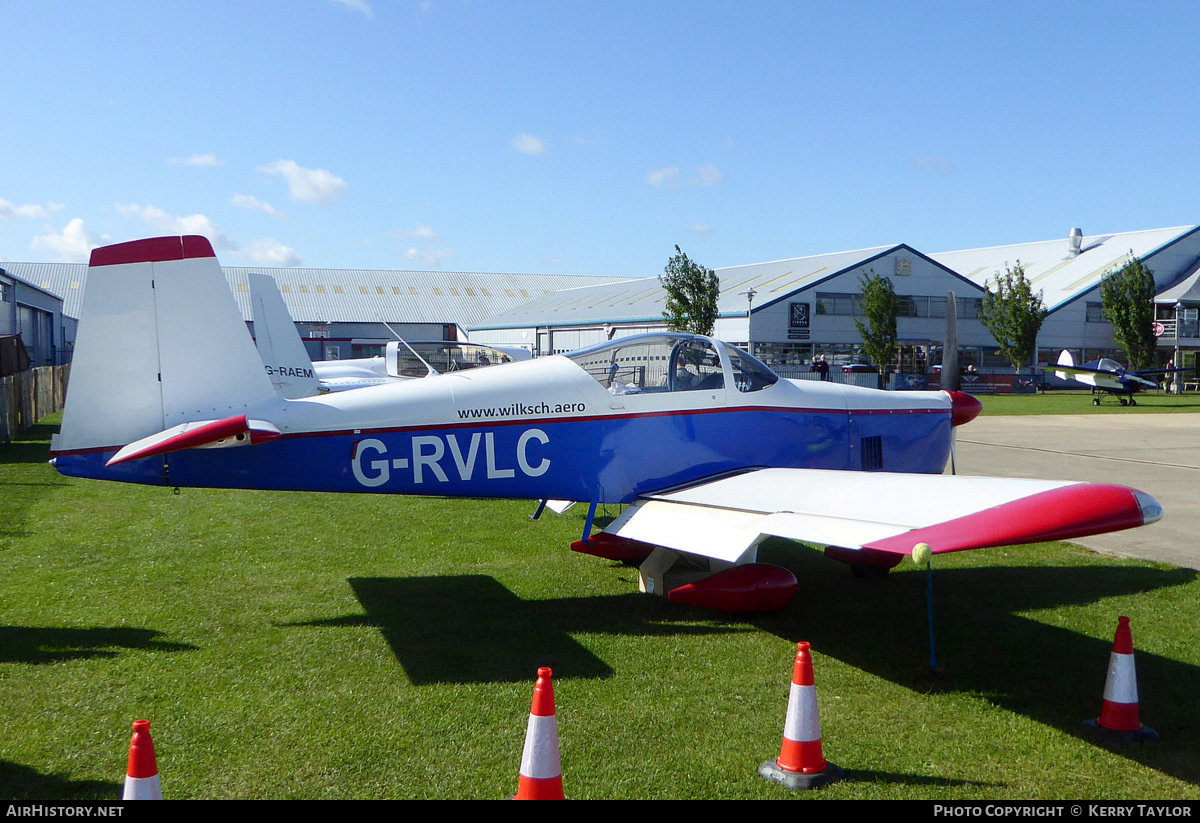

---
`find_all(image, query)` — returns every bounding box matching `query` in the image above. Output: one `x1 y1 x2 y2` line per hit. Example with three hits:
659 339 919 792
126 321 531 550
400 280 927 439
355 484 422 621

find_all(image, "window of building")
815 292 861 316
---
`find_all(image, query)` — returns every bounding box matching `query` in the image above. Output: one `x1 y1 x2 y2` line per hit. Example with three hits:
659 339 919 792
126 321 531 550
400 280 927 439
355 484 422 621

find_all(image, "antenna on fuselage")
377 316 438 377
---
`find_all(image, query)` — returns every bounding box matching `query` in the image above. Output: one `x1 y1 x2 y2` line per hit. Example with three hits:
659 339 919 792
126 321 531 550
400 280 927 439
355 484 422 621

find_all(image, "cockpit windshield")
727 345 779 392
565 333 778 395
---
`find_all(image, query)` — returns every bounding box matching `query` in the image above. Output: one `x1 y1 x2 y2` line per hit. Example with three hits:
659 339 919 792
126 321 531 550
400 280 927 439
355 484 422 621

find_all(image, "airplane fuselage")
52 345 954 504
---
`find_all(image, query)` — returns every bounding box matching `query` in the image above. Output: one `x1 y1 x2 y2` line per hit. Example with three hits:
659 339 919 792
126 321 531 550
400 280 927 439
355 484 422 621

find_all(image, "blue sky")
3 1 1199 278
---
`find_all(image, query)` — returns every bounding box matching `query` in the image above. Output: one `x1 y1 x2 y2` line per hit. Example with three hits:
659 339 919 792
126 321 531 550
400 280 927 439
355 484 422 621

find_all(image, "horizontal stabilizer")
106 415 281 466
605 468 1162 563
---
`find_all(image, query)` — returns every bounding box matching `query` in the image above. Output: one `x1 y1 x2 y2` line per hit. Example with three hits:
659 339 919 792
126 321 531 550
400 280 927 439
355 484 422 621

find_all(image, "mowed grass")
979 389 1200 416
2 416 1199 799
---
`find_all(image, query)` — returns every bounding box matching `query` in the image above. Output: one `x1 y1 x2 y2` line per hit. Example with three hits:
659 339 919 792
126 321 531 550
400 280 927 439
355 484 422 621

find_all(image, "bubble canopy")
564 332 778 394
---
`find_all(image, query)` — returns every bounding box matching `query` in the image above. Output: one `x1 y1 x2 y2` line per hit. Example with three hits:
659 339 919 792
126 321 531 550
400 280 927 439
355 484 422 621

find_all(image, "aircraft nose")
946 391 983 427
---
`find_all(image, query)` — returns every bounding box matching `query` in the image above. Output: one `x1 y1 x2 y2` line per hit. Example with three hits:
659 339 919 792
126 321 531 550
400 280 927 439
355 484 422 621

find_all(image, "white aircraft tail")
1054 349 1075 382
248 272 321 399
54 236 279 453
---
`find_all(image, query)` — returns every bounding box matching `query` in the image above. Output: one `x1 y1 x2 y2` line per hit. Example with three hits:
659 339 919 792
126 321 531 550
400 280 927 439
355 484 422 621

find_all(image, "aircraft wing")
604 469 1161 563
1041 363 1112 385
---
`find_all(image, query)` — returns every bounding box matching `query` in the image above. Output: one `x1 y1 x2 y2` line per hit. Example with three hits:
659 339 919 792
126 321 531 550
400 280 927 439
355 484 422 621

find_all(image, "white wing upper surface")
605 468 1161 563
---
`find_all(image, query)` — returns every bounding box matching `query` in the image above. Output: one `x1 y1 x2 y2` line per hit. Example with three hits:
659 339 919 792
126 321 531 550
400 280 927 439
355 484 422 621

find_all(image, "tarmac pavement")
951 414 1200 570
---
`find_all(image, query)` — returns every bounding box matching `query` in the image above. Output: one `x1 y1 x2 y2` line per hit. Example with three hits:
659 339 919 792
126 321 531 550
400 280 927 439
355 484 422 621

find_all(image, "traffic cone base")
758 758 844 790
1080 718 1160 743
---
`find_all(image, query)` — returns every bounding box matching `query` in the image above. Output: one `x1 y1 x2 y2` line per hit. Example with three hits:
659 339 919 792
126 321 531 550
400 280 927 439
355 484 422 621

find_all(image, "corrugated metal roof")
471 245 900 329
0 261 631 325
0 262 80 306
930 226 1199 312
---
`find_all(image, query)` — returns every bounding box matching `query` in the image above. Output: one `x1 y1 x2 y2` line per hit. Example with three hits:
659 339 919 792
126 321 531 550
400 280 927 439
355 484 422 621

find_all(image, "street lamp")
740 287 757 355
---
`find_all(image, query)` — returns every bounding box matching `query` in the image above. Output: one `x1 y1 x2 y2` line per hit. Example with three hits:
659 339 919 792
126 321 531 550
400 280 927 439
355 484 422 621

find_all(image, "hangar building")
7 224 1200 378
470 244 992 377
0 266 69 366
3 261 629 363
472 225 1200 377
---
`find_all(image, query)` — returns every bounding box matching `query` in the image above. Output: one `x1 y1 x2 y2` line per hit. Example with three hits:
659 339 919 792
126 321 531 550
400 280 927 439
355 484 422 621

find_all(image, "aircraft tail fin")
1054 349 1075 381
53 236 278 454
248 272 322 399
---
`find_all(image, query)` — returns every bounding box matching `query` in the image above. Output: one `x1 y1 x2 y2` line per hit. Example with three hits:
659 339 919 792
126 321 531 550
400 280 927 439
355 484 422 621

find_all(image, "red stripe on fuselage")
49 404 951 457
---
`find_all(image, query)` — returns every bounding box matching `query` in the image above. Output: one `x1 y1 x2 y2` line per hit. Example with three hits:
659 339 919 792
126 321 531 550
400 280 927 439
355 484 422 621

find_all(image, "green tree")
980 262 1046 374
1101 257 1157 370
853 269 898 389
660 245 720 336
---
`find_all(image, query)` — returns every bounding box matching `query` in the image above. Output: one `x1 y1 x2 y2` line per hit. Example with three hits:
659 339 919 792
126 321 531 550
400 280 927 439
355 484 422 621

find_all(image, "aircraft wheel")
850 563 890 580
1119 398 1128 406
1092 398 1100 406
1130 398 1137 406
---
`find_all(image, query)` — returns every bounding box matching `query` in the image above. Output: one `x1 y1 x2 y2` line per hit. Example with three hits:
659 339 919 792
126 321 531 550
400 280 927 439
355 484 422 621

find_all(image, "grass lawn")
2 416 1198 799
979 390 1200 416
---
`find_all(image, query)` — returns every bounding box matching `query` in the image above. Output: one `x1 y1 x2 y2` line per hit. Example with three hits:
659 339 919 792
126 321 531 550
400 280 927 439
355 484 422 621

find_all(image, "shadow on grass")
840 769 998 790
0 760 120 801
0 626 197 664
0 422 60 465
289 574 747 686
750 545 1200 786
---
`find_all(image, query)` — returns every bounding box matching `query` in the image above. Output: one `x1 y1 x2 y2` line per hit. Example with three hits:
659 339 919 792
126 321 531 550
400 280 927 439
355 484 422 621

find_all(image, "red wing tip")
863 483 1158 556
89 236 216 267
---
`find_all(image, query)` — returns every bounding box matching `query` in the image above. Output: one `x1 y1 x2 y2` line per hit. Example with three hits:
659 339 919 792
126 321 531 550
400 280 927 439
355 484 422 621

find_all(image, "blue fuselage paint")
52 405 951 504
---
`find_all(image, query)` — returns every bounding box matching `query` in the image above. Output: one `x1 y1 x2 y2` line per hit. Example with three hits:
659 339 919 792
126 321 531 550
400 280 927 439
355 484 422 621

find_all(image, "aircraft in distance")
248 272 529 398
1042 349 1182 406
50 237 1162 613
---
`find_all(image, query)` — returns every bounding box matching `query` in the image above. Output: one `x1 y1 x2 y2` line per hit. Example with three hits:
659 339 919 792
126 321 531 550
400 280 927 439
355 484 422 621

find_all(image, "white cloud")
511 134 546 156
403 247 453 268
258 160 347 206
331 0 373 18
232 193 285 218
243 238 302 266
389 224 440 241
30 219 106 262
689 222 713 236
116 203 237 250
169 153 224 167
647 164 723 190
0 199 51 220
646 167 681 189
691 163 723 187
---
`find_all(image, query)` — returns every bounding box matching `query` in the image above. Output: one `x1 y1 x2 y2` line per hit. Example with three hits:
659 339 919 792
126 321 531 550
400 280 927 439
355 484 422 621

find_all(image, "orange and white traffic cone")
1082 616 1158 742
513 667 564 799
122 719 162 800
758 642 844 789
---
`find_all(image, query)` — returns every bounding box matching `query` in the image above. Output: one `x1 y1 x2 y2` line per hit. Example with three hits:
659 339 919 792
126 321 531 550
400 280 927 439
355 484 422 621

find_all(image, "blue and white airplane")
1043 349 1182 406
49 237 1163 612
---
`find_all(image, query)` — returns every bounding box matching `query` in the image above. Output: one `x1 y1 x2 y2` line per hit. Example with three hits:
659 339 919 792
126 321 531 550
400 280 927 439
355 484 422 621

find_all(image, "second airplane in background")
248 271 528 398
